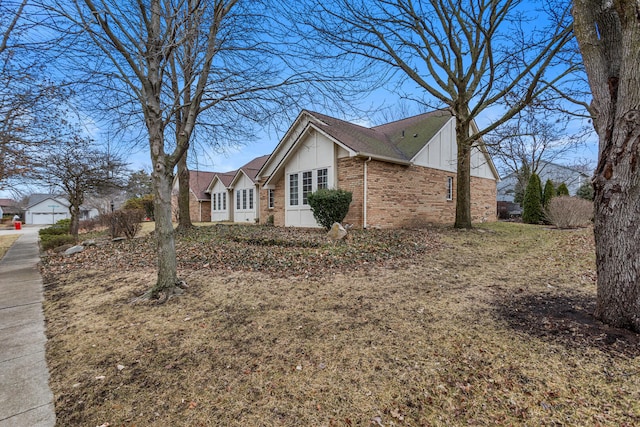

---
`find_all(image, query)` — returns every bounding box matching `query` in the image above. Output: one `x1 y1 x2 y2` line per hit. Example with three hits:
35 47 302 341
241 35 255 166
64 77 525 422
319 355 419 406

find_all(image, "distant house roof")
188 171 216 201
227 155 270 188
26 194 69 209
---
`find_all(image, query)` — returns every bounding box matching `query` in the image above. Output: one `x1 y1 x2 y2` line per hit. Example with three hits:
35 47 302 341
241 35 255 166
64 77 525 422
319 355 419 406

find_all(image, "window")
302 171 313 205
222 193 226 210
268 189 274 209
249 188 254 210
236 191 241 210
447 176 454 201
212 194 217 211
289 173 299 206
242 189 247 210
217 193 222 211
317 168 328 190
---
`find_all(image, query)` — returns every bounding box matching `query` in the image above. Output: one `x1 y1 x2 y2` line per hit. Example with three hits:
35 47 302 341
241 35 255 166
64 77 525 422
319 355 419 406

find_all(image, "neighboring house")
256 109 499 228
171 170 216 222
206 155 270 223
0 199 20 219
497 161 591 203
24 194 99 225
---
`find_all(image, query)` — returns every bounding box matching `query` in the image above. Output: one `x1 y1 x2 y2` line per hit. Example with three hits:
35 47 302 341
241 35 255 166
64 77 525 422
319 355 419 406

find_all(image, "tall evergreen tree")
542 179 556 208
522 173 543 224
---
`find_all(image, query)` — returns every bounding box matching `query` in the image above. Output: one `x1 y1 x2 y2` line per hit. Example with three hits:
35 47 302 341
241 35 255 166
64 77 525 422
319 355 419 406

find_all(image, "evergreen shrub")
307 189 352 230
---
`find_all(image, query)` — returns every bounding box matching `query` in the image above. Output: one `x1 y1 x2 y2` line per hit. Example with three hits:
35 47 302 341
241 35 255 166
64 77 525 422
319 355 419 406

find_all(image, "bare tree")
33 135 126 238
45 0 340 299
572 0 640 330
0 0 64 189
298 0 580 228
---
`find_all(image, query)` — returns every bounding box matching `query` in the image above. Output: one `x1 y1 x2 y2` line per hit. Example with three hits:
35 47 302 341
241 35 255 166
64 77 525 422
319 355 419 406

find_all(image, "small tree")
307 189 352 230
556 183 570 196
542 179 556 208
576 182 594 201
522 173 544 224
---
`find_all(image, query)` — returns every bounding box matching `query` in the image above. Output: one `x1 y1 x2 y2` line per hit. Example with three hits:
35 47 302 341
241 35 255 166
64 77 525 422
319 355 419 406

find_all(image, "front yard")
40 223 640 426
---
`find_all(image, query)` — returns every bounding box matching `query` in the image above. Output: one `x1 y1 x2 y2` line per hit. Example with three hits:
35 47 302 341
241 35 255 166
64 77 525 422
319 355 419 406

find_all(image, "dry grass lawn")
0 234 19 260
40 222 640 426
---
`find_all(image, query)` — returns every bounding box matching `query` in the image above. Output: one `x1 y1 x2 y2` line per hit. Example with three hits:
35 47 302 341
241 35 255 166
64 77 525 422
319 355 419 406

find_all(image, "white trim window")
289 173 299 206
212 193 217 211
236 188 254 211
317 168 328 190
288 168 331 207
212 192 226 211
268 189 275 209
447 176 454 201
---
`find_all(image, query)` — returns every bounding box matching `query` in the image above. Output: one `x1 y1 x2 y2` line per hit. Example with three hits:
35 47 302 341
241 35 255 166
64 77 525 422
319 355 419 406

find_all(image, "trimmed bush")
307 189 352 230
522 173 543 224
123 195 154 220
545 196 593 228
40 234 76 251
556 182 570 196
542 179 556 208
39 218 71 236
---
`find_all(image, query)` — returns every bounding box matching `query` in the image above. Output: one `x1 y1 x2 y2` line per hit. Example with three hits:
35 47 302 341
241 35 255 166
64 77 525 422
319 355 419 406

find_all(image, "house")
207 155 269 223
497 161 591 203
256 109 499 228
0 199 20 219
171 170 216 222
207 171 236 222
23 194 99 225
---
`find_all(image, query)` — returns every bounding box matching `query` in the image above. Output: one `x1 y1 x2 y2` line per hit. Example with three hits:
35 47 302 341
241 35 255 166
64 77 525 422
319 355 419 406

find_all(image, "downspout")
364 157 372 229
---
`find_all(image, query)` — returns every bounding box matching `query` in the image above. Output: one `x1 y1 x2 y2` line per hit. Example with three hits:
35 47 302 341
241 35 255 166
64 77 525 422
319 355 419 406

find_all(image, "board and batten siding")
284 129 336 227
210 179 231 222
412 117 496 180
233 172 259 223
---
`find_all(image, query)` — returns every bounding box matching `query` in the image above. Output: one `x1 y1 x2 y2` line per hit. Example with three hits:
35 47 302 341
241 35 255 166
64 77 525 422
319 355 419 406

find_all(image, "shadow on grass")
495 291 640 358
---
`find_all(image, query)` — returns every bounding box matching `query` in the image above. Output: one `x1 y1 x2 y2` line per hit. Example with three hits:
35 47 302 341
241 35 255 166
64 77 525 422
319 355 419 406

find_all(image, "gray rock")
81 239 96 247
64 245 85 256
112 237 126 242
327 222 347 241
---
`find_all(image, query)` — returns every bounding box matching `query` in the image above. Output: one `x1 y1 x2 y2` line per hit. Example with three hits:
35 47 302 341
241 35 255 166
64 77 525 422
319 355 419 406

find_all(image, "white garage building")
24 194 99 225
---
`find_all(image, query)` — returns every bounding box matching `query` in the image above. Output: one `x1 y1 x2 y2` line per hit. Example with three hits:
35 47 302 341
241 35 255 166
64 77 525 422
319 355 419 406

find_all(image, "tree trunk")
572 0 640 330
176 152 193 232
454 116 473 229
148 151 180 299
69 204 80 240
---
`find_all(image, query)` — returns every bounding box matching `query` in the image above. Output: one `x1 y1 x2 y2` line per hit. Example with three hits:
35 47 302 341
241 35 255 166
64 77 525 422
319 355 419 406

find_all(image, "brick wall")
260 157 496 228
259 178 285 226
340 158 496 228
171 192 211 222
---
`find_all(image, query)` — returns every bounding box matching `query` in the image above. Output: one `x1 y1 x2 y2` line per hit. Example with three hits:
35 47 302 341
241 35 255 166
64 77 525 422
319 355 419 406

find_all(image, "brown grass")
41 223 640 426
0 234 19 260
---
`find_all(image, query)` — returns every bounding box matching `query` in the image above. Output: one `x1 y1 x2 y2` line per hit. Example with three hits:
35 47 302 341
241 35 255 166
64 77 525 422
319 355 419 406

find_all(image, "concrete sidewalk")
0 226 55 427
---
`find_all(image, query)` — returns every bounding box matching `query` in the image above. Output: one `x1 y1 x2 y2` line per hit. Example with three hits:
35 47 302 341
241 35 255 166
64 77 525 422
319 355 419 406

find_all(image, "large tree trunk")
176 152 193 232
573 0 640 330
148 144 180 299
454 115 473 229
69 204 80 240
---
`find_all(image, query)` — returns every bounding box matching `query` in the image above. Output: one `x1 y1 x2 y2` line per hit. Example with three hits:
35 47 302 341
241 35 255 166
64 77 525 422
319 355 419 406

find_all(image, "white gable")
412 117 497 180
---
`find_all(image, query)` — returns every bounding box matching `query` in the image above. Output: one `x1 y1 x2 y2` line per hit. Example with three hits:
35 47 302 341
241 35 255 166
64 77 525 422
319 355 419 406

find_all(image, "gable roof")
26 194 69 209
229 155 270 187
188 170 216 201
0 198 17 207
307 109 453 163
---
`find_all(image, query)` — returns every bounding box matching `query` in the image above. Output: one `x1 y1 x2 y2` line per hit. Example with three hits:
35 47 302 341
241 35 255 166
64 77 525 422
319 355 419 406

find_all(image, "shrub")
556 182 570 196
106 209 145 239
40 234 76 251
542 179 556 208
545 196 593 228
39 219 72 237
123 195 154 220
576 181 594 201
522 173 543 224
307 189 352 230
